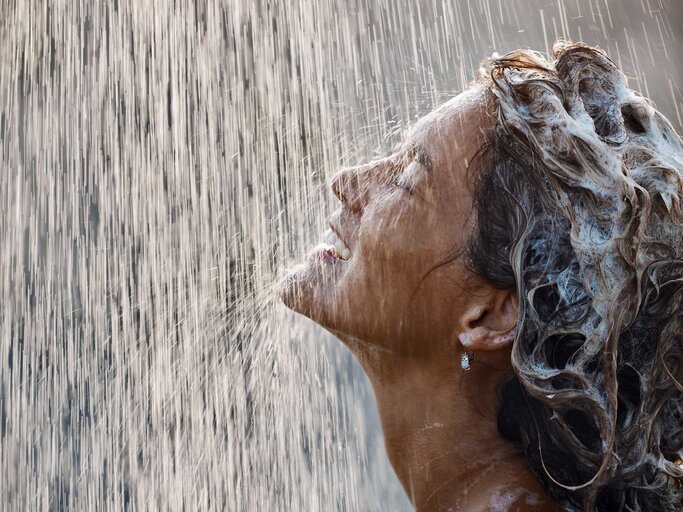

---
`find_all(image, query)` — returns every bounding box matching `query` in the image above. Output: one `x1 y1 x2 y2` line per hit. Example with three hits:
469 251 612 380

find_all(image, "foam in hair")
479 42 683 510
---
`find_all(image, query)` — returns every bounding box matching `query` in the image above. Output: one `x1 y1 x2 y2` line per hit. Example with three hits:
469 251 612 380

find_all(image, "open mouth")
320 229 351 260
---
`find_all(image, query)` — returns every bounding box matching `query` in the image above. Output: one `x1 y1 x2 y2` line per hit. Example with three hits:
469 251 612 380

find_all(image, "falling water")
1 0 681 510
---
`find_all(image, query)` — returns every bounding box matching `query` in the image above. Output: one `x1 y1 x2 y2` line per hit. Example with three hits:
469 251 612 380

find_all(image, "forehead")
405 86 492 158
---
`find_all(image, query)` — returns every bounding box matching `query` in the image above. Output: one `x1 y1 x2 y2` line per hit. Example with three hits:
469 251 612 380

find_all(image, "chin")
278 246 350 329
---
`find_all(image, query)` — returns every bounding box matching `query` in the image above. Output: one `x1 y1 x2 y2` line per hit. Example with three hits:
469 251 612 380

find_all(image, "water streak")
0 1 680 509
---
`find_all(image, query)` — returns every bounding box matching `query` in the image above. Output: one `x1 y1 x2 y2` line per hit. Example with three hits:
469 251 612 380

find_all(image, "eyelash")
392 174 412 194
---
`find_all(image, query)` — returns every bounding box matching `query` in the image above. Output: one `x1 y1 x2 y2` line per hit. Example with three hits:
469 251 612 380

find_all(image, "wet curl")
469 42 683 511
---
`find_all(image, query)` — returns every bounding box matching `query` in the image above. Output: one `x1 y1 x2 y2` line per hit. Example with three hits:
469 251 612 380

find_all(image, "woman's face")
280 87 494 355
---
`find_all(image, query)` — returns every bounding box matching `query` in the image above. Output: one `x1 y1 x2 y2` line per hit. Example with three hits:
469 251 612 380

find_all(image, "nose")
331 162 383 212
331 167 359 209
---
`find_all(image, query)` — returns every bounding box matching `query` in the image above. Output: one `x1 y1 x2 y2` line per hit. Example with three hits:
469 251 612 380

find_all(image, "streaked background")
1 1 680 510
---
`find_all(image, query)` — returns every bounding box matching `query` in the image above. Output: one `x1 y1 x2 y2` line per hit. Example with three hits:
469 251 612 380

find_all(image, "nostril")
331 168 361 208
331 170 350 202
331 162 381 211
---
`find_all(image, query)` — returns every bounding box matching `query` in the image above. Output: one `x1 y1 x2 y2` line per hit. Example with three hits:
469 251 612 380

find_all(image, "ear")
457 288 518 352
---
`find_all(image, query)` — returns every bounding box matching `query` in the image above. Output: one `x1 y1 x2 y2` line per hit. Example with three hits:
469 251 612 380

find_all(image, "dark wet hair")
468 42 683 511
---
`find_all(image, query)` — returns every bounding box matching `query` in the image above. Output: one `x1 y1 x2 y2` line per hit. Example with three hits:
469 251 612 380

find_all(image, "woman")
279 42 683 511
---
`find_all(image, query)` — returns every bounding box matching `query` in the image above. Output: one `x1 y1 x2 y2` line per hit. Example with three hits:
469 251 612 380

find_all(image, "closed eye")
393 173 413 193
390 146 429 198
393 160 428 200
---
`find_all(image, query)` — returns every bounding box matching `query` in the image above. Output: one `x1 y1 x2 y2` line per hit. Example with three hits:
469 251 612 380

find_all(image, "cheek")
361 198 427 256
342 210 420 304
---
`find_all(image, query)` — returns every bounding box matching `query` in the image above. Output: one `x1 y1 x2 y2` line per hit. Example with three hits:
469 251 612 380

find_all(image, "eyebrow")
410 143 433 170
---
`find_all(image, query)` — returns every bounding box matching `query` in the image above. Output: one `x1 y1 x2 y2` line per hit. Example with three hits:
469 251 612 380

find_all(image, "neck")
340 335 558 511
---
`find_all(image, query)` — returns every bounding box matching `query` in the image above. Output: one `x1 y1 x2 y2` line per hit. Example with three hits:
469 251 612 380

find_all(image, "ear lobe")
457 289 518 352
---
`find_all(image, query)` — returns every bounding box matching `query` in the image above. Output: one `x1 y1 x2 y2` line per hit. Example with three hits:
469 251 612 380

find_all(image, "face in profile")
280 87 495 355
279 43 683 511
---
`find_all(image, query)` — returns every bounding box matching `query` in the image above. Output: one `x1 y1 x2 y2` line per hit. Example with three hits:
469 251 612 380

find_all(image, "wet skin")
280 87 561 511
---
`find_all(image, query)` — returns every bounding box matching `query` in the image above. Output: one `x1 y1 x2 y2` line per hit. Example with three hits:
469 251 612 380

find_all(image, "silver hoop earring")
460 351 473 371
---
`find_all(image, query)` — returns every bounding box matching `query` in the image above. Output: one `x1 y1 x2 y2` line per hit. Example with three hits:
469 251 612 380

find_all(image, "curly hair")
467 42 683 511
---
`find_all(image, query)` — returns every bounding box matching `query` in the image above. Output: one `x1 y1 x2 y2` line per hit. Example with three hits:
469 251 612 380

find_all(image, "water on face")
1 1 681 510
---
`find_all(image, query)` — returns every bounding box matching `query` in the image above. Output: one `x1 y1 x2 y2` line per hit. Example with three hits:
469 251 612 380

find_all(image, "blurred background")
1 0 681 510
